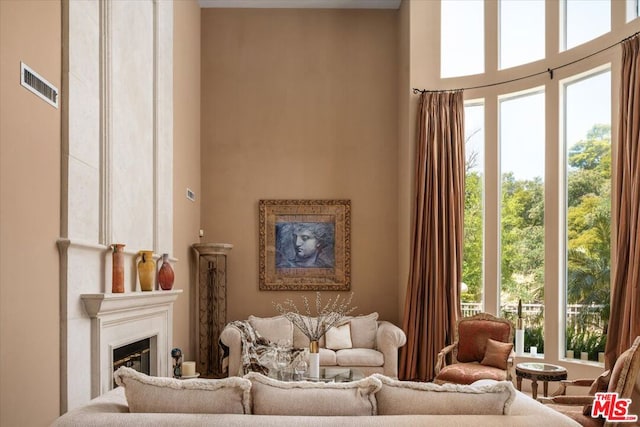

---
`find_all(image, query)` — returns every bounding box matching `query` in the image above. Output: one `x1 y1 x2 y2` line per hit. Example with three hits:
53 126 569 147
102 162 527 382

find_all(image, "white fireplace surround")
81 290 181 398
60 0 174 413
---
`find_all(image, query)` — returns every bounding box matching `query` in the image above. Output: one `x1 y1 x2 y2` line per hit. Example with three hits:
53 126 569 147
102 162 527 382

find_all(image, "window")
462 102 485 315
563 70 611 362
429 0 633 366
563 0 611 50
441 0 484 78
499 90 545 353
627 0 640 22
500 0 545 69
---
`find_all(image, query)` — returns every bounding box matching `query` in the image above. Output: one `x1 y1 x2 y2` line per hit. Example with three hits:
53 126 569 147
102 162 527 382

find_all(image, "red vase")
157 253 175 290
111 243 125 293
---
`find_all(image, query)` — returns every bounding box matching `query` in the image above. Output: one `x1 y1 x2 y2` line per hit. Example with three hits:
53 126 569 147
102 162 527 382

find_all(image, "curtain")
605 34 640 369
399 91 464 381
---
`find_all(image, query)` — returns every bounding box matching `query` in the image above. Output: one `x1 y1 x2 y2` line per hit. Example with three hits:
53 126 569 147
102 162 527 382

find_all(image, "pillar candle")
182 361 196 377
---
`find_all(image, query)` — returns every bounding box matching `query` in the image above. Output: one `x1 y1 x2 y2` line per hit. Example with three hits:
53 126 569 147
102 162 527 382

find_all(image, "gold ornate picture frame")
259 199 351 291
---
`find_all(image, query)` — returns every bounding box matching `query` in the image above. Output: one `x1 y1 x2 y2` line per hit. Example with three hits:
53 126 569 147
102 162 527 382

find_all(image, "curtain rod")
412 31 640 94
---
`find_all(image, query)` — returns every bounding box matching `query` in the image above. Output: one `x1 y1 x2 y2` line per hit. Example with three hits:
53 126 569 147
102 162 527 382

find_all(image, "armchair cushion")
436 362 509 385
481 338 513 370
457 319 512 363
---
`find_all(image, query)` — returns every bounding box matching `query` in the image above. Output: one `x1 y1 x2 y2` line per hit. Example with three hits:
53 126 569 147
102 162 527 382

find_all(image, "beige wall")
173 0 201 361
200 9 400 323
0 0 61 425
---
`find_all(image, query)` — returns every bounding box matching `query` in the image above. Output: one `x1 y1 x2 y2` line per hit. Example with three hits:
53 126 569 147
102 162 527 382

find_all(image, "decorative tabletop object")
516 299 525 356
157 253 175 290
110 243 125 293
274 292 356 378
137 250 155 291
171 348 182 378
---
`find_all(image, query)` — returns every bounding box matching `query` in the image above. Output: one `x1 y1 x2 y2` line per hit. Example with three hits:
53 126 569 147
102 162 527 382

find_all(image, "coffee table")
270 367 364 383
515 362 567 399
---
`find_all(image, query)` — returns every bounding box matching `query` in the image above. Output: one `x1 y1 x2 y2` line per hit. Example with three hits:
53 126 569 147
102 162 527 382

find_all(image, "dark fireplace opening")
113 338 150 386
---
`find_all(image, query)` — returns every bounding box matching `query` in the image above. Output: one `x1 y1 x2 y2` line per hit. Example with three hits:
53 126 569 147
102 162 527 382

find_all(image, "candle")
182 361 196 377
518 299 522 318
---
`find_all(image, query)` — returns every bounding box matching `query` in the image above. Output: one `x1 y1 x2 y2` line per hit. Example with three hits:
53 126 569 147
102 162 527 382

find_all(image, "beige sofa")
220 313 407 378
52 368 580 426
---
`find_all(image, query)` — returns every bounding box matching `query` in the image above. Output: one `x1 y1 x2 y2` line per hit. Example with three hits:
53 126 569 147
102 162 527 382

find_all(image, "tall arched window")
441 0 638 364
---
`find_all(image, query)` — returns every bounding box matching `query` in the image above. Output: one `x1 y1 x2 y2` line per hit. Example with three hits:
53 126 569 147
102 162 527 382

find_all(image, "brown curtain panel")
399 91 464 381
606 34 640 369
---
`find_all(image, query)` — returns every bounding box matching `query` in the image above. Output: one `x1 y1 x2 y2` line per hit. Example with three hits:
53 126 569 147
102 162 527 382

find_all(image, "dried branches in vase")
273 292 357 342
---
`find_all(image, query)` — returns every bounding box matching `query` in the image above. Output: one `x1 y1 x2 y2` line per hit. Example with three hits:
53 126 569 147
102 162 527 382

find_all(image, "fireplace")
81 290 180 398
113 337 151 386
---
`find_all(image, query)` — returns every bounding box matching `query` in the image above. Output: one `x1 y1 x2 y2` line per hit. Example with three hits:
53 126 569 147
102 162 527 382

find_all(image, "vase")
309 340 320 378
566 350 574 359
110 243 125 293
157 253 175 290
137 250 155 291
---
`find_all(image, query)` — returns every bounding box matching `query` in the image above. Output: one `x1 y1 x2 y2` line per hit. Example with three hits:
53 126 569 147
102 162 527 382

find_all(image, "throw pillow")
326 323 353 350
373 374 516 415
347 312 379 349
582 369 610 416
245 372 381 416
248 315 293 345
113 366 252 414
480 338 513 369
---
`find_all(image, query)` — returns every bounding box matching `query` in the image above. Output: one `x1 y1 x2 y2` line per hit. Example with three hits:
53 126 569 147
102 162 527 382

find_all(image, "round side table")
515 362 568 399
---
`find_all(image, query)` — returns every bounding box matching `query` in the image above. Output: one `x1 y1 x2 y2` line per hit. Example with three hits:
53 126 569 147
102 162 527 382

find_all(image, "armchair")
539 336 640 426
434 312 515 385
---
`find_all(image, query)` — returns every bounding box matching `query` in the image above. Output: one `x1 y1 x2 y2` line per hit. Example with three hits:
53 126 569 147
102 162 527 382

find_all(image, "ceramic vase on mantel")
157 253 175 291
137 250 155 291
309 340 320 378
111 243 125 293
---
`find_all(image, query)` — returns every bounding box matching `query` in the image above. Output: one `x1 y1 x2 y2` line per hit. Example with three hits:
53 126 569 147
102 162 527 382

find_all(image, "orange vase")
157 253 175 291
137 250 155 291
111 243 125 293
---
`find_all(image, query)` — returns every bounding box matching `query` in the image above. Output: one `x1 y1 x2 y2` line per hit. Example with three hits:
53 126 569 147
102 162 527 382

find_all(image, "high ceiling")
198 0 401 9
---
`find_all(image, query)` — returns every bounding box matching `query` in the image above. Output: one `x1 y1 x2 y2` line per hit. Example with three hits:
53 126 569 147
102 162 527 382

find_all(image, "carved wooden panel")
192 243 232 377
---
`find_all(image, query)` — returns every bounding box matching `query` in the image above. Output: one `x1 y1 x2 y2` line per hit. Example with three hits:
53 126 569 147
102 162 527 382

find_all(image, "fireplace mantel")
81 290 182 317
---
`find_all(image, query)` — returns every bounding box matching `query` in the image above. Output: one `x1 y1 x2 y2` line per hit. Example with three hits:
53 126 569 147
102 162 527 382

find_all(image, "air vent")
20 62 58 108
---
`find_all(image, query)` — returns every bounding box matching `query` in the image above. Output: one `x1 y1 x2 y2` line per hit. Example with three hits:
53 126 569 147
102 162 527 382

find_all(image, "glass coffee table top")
270 367 364 382
516 362 567 373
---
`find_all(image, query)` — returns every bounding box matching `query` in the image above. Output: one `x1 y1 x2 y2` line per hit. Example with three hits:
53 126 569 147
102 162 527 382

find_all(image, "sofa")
52 367 580 426
220 313 407 378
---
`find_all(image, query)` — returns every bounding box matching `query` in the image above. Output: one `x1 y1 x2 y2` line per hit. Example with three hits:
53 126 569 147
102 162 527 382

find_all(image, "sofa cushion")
326 323 353 350
248 315 293 345
347 312 378 349
336 348 384 367
436 362 509 384
319 347 337 365
373 374 516 415
480 338 513 369
245 372 381 416
113 366 251 414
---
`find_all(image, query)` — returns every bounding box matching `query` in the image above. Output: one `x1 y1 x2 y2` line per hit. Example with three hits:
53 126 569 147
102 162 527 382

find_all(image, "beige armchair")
434 313 515 385
539 336 640 426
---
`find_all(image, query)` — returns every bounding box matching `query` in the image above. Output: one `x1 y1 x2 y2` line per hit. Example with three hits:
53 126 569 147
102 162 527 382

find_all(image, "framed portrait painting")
259 199 351 291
